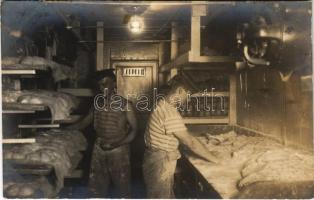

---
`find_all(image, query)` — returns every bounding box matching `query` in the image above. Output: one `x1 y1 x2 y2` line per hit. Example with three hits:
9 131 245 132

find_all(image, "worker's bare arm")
66 109 93 130
173 131 219 163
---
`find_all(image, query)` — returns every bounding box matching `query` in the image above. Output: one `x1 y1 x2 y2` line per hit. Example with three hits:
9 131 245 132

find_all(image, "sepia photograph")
0 1 313 199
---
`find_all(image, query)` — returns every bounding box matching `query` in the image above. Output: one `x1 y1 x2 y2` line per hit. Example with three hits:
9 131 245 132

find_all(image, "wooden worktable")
178 131 314 199
183 149 314 199
184 154 242 198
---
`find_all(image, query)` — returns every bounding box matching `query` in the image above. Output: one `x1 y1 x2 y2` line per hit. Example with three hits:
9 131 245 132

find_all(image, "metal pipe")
243 45 270 66
70 25 173 29
78 40 174 43
43 1 235 6
153 8 182 38
69 22 188 30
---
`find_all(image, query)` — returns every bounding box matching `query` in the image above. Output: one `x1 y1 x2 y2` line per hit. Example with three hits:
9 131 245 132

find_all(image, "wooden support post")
72 20 81 38
45 47 53 60
96 22 104 71
229 74 237 125
158 42 166 86
159 42 165 66
171 22 179 60
170 21 179 79
189 5 207 60
190 17 201 58
45 27 52 60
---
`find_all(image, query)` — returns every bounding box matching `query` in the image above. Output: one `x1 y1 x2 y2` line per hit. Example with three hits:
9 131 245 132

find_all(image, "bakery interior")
1 1 313 199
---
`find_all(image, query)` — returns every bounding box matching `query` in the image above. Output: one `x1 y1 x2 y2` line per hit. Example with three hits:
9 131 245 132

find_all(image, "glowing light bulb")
128 15 144 34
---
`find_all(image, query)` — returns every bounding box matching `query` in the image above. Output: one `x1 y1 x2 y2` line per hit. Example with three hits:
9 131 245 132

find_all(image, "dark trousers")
143 149 180 199
88 144 131 198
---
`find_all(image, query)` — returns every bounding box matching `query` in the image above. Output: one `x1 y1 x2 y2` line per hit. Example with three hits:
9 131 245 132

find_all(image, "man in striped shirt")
67 70 137 198
143 75 219 198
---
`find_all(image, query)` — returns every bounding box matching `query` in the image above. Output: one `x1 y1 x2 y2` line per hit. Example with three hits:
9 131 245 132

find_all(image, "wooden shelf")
2 138 36 144
3 103 47 113
58 88 94 97
2 69 36 75
2 68 50 79
36 115 81 124
58 115 81 123
65 169 83 178
160 51 238 73
18 124 60 129
3 110 36 114
183 117 229 124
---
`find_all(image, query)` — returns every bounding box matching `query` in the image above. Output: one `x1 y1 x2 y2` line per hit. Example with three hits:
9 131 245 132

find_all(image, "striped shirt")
93 98 129 145
144 100 187 153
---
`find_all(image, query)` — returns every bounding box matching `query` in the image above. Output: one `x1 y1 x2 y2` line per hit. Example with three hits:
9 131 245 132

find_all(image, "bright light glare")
128 16 144 34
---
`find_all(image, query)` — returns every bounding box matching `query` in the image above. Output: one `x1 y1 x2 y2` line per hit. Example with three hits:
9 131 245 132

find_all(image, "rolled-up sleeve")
164 111 187 135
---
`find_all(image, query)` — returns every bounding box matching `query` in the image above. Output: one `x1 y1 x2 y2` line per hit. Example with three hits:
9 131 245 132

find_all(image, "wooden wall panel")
236 68 313 150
